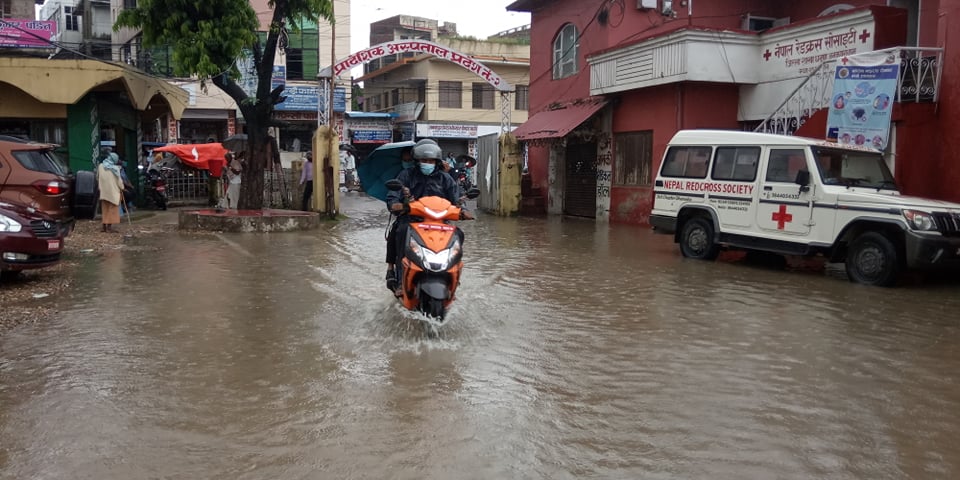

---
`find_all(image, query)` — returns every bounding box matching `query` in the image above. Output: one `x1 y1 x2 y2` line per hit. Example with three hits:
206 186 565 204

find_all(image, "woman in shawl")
97 152 126 233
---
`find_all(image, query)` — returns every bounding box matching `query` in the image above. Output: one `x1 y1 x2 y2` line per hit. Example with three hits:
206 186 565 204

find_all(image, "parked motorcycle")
450 155 477 195
144 166 170 210
386 179 480 321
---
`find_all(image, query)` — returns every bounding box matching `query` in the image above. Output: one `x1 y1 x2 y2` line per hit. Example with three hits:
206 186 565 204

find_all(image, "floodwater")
2 195 960 479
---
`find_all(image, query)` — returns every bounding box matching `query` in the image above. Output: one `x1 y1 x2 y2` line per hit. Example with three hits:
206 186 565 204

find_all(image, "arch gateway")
318 40 515 135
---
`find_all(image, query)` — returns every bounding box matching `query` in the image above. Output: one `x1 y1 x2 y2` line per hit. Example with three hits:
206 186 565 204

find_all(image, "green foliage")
115 0 334 87
115 0 259 81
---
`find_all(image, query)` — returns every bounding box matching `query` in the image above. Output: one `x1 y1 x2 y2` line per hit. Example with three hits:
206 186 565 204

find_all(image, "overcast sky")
350 0 530 51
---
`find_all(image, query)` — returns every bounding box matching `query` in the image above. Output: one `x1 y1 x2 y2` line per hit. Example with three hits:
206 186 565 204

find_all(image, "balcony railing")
756 47 943 136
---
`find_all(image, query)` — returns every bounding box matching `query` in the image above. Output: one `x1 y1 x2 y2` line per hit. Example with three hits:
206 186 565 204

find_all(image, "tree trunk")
239 114 270 210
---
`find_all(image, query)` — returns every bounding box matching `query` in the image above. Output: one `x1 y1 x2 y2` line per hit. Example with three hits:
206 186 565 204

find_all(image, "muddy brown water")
2 195 960 479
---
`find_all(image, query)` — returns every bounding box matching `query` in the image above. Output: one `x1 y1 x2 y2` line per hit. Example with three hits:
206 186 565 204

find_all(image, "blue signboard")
319 87 347 113
277 86 346 112
275 85 319 111
351 129 393 143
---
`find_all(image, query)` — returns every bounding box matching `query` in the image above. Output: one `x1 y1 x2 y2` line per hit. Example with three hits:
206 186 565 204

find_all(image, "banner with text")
0 19 56 48
826 51 900 150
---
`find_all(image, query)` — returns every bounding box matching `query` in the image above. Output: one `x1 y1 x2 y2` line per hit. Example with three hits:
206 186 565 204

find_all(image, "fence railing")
755 47 943 136
136 165 295 208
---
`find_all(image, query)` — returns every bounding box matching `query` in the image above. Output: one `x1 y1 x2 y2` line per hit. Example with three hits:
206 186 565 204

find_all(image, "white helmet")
413 142 442 161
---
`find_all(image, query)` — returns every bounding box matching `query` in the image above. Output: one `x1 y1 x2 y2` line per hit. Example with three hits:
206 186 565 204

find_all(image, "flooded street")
3 194 960 479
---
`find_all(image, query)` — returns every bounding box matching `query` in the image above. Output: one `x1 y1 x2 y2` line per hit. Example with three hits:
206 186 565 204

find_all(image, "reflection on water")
2 199 960 479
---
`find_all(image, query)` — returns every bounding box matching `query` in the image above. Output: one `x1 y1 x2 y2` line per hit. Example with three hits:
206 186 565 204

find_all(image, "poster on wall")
825 50 900 150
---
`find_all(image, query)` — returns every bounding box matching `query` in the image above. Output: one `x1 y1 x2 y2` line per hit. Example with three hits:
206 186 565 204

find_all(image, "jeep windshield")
812 147 897 190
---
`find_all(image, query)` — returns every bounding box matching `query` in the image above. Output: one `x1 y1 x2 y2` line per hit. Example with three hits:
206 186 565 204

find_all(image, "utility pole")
328 0 336 127
82 0 92 56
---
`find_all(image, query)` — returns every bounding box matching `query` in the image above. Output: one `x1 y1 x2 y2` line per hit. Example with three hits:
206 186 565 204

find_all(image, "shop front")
0 57 187 174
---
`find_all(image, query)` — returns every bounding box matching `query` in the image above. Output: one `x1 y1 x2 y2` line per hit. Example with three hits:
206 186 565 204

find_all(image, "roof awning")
0 57 189 119
512 99 607 141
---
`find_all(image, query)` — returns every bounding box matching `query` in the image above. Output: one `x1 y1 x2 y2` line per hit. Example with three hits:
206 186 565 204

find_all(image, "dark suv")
0 135 97 236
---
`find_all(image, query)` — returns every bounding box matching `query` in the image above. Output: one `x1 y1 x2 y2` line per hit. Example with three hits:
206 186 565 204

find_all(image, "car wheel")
845 232 901 287
679 217 720 260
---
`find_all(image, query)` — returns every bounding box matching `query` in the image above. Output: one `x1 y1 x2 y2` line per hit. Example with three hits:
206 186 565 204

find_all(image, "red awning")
512 99 607 141
153 143 229 178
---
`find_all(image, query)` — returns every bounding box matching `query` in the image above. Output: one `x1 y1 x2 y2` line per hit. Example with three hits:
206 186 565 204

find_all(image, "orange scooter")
386 179 479 321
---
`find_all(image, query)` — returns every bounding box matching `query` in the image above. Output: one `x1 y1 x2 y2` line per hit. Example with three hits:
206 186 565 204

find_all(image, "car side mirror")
795 170 811 192
465 187 480 200
385 179 403 191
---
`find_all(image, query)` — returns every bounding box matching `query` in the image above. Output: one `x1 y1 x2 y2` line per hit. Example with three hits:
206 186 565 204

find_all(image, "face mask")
419 162 436 175
402 161 414 169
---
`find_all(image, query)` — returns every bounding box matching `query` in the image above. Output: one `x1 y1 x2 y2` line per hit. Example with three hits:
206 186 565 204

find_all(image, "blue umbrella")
356 141 416 201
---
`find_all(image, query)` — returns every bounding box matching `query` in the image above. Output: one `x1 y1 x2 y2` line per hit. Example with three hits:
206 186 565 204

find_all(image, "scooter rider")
385 141 474 292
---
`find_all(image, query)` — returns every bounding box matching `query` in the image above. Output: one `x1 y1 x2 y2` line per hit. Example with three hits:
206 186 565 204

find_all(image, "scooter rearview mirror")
466 187 481 200
385 179 403 191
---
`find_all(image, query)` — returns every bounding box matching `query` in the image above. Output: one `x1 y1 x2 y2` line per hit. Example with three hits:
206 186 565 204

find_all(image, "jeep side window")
765 149 807 183
661 146 712 178
712 147 759 182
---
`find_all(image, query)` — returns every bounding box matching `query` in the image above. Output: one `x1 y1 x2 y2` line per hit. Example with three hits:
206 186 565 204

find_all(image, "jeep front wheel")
845 232 901 287
679 217 720 260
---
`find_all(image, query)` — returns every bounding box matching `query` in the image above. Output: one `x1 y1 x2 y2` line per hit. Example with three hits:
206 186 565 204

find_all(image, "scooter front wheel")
421 296 445 321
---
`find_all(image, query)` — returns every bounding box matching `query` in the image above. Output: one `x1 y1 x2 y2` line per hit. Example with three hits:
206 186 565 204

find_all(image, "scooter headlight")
408 237 462 272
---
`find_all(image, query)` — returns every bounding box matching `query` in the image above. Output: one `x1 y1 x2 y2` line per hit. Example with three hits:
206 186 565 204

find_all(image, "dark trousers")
386 217 405 264
301 181 313 211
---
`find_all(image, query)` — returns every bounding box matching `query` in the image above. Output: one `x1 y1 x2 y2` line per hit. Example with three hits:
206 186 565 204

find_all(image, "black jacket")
386 166 463 212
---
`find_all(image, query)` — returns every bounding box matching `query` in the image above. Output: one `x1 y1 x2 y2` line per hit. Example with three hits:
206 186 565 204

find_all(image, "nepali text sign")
348 119 392 144
758 11 875 82
333 40 510 91
416 123 479 138
0 19 56 48
826 51 900 150
278 85 345 112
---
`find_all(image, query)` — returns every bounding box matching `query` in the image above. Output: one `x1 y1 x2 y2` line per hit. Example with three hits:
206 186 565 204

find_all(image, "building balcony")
588 28 759 95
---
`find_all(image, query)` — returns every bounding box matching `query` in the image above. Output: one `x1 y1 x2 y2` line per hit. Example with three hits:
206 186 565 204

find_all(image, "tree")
115 0 334 209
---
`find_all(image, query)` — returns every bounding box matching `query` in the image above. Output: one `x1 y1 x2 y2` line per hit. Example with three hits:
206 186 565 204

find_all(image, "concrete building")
508 0 951 224
1 0 39 18
357 14 530 160
36 0 114 59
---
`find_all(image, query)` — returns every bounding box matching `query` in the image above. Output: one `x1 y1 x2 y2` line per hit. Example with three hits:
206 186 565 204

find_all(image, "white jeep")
650 130 960 286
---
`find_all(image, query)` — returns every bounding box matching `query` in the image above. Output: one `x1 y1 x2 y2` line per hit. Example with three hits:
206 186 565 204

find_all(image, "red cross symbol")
772 204 793 230
841 57 849 65
763 49 772 61
859 29 871 43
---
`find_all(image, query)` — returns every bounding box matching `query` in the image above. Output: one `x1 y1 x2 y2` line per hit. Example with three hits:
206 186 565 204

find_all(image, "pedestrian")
225 152 242 209
300 151 314 211
97 152 125 233
341 148 356 191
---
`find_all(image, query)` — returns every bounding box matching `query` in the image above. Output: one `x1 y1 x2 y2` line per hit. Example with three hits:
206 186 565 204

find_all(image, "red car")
0 201 64 280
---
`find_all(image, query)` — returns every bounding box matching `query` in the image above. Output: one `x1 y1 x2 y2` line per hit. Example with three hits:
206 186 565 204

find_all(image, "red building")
507 0 957 225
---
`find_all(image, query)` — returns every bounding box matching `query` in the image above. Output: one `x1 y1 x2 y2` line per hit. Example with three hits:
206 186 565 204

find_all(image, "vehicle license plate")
48 240 60 250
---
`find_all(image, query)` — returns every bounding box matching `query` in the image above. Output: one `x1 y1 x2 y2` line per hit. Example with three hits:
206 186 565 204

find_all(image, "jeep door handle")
763 186 773 191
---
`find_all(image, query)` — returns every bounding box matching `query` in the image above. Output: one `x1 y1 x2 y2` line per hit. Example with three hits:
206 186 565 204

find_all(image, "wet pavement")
2 194 960 479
